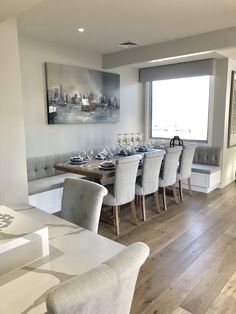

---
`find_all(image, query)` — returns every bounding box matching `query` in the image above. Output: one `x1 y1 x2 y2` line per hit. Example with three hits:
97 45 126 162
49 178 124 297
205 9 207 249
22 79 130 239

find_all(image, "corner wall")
221 58 236 187
0 19 28 205
19 36 143 157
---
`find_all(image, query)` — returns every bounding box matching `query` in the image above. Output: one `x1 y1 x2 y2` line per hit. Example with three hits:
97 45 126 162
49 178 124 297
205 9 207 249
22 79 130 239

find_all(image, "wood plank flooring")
98 183 236 314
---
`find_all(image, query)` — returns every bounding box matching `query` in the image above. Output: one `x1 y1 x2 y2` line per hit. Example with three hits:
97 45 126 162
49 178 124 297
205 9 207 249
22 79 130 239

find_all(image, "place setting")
99 160 116 170
69 156 87 165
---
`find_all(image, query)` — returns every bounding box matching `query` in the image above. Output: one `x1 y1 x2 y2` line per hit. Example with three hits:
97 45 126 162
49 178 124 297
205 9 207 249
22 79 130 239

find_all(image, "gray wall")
19 36 144 157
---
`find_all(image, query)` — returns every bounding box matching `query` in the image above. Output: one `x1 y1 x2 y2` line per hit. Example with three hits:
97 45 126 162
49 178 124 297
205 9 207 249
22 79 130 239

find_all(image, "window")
151 75 211 141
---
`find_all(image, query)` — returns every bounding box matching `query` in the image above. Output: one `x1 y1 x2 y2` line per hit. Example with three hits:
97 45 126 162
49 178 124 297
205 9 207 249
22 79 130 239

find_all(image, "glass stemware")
87 149 95 161
79 150 87 161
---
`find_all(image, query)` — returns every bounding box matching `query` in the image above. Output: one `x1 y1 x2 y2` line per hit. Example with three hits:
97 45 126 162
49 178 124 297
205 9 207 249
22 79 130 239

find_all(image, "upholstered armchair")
61 178 108 233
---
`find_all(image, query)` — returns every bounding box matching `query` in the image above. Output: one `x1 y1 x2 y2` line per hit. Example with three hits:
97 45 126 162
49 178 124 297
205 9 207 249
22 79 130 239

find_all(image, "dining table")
0 204 124 314
55 158 116 183
55 149 161 183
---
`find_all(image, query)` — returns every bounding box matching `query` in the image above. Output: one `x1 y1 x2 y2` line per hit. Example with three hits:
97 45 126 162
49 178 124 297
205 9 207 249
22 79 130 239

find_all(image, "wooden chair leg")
153 191 161 213
179 180 184 202
162 187 167 211
172 184 178 204
113 206 120 236
188 177 193 196
141 195 146 221
131 200 138 226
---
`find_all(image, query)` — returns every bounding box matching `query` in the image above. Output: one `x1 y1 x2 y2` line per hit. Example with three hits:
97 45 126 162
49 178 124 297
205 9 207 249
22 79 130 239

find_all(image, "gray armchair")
46 242 150 314
102 155 142 235
177 144 197 201
159 146 183 210
135 150 165 220
61 178 108 233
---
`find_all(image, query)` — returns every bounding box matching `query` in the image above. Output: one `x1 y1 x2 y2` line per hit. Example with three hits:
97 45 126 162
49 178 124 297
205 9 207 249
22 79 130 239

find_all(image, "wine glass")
87 149 95 161
79 150 87 161
117 133 123 147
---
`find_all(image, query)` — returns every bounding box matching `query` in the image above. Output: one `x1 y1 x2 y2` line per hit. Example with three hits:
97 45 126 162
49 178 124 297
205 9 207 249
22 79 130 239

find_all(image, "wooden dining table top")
55 149 161 182
55 159 117 181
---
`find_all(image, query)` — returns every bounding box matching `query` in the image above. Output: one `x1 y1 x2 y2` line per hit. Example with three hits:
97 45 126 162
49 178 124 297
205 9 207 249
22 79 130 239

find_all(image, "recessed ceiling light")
78 28 85 32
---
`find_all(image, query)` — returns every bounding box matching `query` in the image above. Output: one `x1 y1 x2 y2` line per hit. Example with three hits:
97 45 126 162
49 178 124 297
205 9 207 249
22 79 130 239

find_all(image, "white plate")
99 165 116 170
69 160 87 165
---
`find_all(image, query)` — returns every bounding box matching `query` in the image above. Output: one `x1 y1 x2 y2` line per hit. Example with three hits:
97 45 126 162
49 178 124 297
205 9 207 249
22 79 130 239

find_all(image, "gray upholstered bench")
183 146 222 193
27 152 86 213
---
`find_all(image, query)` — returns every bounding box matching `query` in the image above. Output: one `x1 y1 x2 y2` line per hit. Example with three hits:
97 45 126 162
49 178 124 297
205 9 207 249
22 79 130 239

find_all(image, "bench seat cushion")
191 163 221 175
28 173 85 195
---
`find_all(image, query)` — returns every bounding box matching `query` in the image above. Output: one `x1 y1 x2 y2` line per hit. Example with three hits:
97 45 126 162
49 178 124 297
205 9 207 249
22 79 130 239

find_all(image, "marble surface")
0 205 125 314
0 206 49 276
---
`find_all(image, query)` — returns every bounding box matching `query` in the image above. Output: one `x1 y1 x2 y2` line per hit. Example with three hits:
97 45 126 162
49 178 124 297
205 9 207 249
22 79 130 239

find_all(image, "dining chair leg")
172 184 178 204
130 200 138 226
138 195 142 206
162 187 167 211
141 195 146 221
113 206 120 236
188 177 193 196
153 191 161 213
179 180 184 202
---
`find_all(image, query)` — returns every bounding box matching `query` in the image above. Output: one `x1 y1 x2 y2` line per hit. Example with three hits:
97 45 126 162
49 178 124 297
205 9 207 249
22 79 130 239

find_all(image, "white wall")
19 36 143 157
0 19 28 205
221 58 236 187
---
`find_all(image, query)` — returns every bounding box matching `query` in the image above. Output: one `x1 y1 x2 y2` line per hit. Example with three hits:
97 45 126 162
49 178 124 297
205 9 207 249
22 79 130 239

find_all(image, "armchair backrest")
161 146 183 187
178 144 197 179
46 242 150 314
113 155 142 205
141 150 166 195
61 178 108 233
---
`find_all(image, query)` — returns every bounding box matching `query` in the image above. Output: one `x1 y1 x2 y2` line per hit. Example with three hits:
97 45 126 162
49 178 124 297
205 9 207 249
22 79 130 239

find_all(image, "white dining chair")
61 178 108 233
177 144 197 201
46 242 150 314
102 155 142 235
159 146 183 211
135 150 166 221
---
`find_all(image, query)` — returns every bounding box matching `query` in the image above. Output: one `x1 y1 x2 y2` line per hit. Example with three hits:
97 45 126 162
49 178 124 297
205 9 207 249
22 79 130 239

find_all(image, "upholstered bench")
182 146 222 193
27 152 85 213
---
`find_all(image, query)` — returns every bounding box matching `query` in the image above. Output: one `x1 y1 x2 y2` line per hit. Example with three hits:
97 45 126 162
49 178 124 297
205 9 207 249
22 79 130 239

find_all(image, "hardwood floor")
98 183 236 314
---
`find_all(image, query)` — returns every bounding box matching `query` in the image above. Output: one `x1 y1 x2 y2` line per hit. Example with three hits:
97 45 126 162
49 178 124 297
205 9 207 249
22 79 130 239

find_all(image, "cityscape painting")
45 62 120 124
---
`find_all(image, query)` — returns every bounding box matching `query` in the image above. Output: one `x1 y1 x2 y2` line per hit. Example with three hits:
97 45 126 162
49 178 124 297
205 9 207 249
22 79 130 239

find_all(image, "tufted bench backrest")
27 152 80 181
193 146 222 166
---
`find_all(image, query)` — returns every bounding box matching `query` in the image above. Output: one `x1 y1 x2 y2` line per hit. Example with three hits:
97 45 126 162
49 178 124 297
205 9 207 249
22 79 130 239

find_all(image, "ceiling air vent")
116 41 139 49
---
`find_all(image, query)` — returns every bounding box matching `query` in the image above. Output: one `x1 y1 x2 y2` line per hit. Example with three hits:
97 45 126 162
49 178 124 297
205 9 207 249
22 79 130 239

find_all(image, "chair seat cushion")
28 173 85 195
191 163 221 174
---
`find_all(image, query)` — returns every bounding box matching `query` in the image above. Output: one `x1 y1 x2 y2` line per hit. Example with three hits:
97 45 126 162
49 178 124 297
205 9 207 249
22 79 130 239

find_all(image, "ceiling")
14 0 236 56
0 0 44 23
1 0 236 67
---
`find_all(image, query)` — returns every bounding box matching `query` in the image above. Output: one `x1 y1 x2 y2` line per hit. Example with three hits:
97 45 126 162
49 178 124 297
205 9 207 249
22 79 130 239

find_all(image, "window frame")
149 75 214 144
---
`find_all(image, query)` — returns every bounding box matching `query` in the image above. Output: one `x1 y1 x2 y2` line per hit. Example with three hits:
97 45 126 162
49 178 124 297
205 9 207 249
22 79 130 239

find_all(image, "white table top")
0 205 124 314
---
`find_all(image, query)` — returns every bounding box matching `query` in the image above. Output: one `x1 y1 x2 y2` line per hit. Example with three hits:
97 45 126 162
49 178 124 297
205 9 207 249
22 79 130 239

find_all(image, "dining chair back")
135 150 166 220
46 242 150 314
61 178 108 233
103 155 142 235
113 155 142 205
177 144 197 201
159 146 183 210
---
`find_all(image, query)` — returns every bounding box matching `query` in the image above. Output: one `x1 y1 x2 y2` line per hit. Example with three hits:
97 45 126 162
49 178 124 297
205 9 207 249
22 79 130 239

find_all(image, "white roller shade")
139 58 216 82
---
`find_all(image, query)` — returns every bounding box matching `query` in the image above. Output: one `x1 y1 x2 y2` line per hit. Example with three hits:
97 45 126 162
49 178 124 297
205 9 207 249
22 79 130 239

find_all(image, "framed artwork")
45 62 120 124
228 71 236 147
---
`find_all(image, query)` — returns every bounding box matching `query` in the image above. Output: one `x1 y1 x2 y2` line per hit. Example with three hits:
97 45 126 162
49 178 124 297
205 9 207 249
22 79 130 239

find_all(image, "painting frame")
228 71 236 147
45 62 120 124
